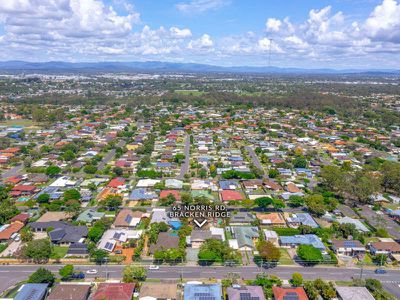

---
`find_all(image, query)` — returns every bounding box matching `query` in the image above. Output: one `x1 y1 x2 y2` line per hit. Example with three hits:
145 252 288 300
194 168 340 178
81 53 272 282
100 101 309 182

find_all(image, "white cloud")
266 18 281 32
176 0 230 14
364 0 400 43
188 34 213 50
169 27 192 38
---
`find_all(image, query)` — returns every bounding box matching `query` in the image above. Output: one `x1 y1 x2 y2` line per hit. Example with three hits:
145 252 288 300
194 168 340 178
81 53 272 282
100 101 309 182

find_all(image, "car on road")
149 265 159 270
71 272 85 279
375 268 387 274
86 269 98 275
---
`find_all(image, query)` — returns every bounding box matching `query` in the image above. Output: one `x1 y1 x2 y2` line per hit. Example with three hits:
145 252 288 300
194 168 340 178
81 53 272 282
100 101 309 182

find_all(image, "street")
1 264 399 294
177 134 190 180
0 164 23 179
245 146 267 179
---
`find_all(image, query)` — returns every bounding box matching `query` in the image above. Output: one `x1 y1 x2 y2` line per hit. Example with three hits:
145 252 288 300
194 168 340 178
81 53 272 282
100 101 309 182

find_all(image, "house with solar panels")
98 229 143 252
14 283 48 300
331 239 366 256
226 285 266 300
184 283 222 300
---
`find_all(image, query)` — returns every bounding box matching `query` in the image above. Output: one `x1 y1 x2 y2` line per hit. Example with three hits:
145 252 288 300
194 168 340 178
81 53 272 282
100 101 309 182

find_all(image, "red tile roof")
12 185 36 192
10 213 30 223
220 190 244 201
107 177 125 188
0 221 24 241
160 190 181 201
92 283 135 300
272 287 308 300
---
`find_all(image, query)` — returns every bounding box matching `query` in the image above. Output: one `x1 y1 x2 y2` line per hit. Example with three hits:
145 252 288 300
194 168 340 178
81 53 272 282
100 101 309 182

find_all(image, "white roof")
228 239 239 250
136 179 161 188
263 229 278 239
49 176 76 187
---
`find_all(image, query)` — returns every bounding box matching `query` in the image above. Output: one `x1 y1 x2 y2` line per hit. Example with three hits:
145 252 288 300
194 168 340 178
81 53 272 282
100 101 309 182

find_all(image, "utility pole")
359 260 364 280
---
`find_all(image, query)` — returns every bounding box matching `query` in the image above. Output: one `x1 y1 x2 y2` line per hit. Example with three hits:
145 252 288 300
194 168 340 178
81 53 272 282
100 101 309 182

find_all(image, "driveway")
358 205 400 239
0 240 21 257
245 146 267 179
177 134 190 180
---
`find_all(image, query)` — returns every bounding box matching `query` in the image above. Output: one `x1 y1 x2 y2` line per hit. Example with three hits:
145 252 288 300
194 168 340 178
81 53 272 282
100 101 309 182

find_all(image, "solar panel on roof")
283 292 299 300
344 241 356 247
125 214 133 223
104 242 114 250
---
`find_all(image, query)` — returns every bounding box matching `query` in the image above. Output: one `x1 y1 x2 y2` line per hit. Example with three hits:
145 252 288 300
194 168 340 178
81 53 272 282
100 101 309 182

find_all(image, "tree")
59 264 74 279
123 265 147 282
101 195 122 210
83 165 97 174
90 249 109 263
63 189 81 201
289 195 304 207
63 150 75 161
268 169 279 178
293 156 308 168
291 272 303 286
255 197 273 210
45 165 61 176
113 166 124 176
21 239 52 263
305 194 326 216
257 241 281 262
28 268 55 286
37 193 50 204
272 198 285 209
20 227 34 242
297 245 323 264
381 161 400 194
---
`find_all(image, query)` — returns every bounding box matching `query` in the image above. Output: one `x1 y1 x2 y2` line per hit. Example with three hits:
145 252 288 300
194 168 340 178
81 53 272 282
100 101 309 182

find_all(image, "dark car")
375 269 387 274
71 272 85 279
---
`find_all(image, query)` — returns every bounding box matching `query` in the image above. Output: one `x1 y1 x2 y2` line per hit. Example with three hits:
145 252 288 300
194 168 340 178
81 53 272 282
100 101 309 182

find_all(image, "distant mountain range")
0 60 399 75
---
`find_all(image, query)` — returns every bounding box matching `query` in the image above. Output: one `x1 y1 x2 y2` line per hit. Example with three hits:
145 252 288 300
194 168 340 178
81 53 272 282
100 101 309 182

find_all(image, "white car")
149 265 160 270
86 269 98 275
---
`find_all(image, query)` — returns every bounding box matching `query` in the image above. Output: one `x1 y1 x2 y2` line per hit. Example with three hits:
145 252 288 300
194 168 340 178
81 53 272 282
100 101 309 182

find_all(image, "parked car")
149 265 159 270
115 250 122 254
375 268 387 274
86 269 98 275
71 272 85 279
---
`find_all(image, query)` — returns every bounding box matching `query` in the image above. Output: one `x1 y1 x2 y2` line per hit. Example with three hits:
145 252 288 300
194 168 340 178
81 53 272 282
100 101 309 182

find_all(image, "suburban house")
184 283 222 300
0 220 25 242
280 234 326 251
230 212 256 225
98 229 143 252
256 213 286 226
114 209 148 228
187 229 223 248
76 209 105 225
369 241 400 255
229 226 259 251
14 283 48 300
138 282 177 300
160 190 181 201
92 283 135 300
227 285 266 300
337 217 369 233
331 239 365 256
47 284 91 300
284 213 319 228
272 286 308 300
149 232 179 254
335 286 375 300
29 221 88 246
263 229 279 246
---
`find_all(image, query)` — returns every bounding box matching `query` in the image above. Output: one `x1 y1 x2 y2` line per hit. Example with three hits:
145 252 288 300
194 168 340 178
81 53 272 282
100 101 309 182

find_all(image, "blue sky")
0 0 399 69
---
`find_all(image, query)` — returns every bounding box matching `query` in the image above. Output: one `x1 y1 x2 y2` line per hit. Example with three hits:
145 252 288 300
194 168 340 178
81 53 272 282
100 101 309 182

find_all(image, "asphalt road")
358 205 400 240
245 146 267 179
1 264 399 294
1 164 23 179
97 149 116 171
177 134 190 180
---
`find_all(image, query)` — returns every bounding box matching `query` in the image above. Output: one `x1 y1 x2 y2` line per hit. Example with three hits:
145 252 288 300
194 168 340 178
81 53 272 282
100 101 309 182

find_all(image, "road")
1 264 399 294
358 205 400 240
245 146 268 179
98 149 116 171
1 164 23 179
177 134 190 180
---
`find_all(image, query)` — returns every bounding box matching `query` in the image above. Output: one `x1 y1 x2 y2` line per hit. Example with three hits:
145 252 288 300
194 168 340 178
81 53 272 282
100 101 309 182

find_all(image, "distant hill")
0 60 399 75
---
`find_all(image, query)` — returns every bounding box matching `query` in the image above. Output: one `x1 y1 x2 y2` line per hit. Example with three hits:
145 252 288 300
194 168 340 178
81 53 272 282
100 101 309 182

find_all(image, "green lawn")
0 119 39 126
51 246 69 259
279 248 294 265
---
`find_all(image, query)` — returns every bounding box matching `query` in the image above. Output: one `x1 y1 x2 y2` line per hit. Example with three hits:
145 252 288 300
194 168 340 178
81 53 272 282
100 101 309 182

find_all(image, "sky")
0 0 399 69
